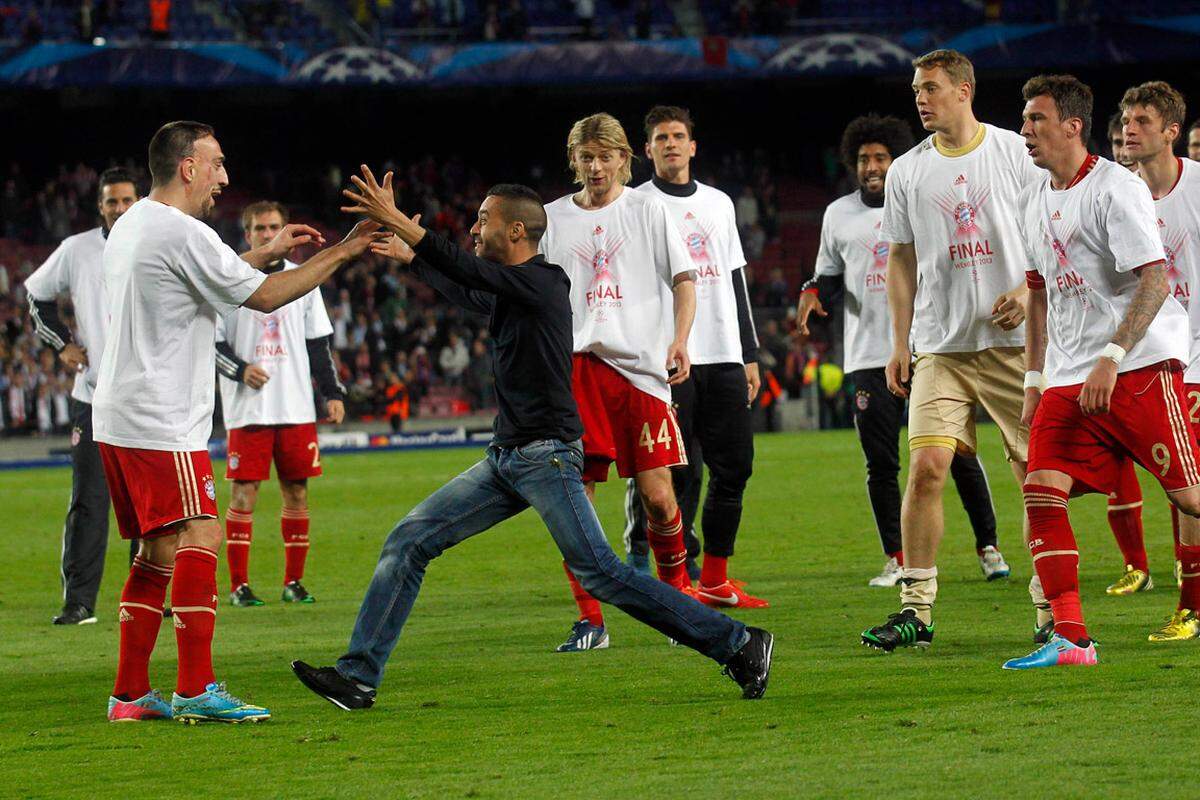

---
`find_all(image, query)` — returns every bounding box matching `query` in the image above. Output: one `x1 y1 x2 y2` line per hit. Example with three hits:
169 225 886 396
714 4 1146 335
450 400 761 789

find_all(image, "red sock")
891 550 904 566
281 507 310 585
113 557 172 699
1172 506 1183 563
172 546 218 697
1178 544 1200 611
1107 461 1147 572
647 509 689 589
225 507 253 591
700 554 728 588
1025 484 1088 643
562 561 603 626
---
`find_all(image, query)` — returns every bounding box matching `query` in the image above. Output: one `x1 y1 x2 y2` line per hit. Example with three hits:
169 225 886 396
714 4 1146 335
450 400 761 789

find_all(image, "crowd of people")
0 141 799 436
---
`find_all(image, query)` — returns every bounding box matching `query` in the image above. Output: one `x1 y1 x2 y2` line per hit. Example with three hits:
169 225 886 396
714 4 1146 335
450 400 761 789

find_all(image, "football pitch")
1 427 1193 799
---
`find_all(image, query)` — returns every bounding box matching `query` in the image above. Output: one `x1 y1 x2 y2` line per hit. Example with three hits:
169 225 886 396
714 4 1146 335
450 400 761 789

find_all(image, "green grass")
0 427 1193 799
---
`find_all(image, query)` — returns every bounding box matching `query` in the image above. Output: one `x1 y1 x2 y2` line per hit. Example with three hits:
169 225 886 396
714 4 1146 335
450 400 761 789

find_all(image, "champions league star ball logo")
871 241 889 270
591 250 615 284
765 33 913 73
295 47 422 84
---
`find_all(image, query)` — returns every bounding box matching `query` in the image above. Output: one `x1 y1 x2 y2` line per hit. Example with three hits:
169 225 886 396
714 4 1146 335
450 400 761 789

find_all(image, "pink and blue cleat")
107 689 173 722
1002 634 1097 670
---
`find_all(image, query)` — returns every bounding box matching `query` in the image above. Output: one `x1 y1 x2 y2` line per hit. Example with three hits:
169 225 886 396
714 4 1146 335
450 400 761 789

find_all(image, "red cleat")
697 580 769 609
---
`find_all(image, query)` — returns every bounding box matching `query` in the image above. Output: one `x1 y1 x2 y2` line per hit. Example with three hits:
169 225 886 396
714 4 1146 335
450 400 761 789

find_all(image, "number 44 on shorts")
639 420 674 453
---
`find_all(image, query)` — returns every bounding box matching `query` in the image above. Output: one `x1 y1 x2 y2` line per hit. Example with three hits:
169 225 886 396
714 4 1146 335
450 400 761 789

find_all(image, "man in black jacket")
292 173 773 706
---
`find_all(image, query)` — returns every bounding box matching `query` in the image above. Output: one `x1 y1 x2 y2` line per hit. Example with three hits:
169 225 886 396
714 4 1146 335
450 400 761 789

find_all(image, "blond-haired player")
540 112 697 651
860 49 1045 651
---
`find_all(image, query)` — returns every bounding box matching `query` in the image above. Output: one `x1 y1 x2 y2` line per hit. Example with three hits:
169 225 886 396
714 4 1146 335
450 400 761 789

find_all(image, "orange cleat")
697 580 769 609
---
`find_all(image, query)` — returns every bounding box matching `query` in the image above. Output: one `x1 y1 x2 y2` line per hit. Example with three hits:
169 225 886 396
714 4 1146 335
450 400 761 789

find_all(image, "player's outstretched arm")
1080 261 1169 415
243 220 384 313
667 274 695 385
885 242 917 397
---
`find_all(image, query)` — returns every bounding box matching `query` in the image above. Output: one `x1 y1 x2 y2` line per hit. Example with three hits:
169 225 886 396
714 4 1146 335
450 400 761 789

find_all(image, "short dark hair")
1121 80 1187 131
839 114 914 172
148 120 215 188
1107 110 1124 138
1190 118 1200 134
241 200 289 231
1022 74 1093 144
485 184 547 244
97 167 137 201
644 105 694 140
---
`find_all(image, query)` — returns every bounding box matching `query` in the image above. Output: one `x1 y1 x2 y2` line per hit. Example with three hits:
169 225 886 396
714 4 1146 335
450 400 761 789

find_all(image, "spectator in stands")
743 222 766 261
465 338 494 409
735 185 759 233
500 0 528 40
760 267 790 308
634 0 652 39
574 0 595 39
21 8 43 44
439 332 469 385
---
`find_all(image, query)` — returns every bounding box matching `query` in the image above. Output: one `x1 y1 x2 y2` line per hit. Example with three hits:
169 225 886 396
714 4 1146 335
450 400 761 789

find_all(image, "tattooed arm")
1079 261 1169 415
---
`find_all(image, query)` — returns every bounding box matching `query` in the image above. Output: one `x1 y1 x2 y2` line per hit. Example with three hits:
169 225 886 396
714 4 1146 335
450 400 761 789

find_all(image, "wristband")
1100 342 1126 366
1023 371 1045 391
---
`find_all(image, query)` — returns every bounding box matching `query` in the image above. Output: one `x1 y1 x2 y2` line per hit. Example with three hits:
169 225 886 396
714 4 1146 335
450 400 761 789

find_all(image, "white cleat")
868 557 903 587
979 545 1011 581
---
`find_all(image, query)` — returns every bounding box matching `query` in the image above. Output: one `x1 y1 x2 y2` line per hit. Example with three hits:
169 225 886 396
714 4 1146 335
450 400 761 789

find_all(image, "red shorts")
226 423 322 482
1028 361 1200 495
98 444 219 540
571 353 687 482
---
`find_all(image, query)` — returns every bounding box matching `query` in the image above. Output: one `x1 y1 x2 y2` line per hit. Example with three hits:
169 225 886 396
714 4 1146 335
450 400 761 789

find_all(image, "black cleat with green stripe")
861 609 934 652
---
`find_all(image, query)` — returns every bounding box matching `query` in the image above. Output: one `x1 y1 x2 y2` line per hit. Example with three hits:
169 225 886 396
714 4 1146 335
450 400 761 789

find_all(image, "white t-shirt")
1153 157 1200 383
881 123 1043 353
217 260 333 428
815 192 891 373
636 179 752 365
540 187 694 403
1018 157 1188 388
93 199 267 451
23 227 108 404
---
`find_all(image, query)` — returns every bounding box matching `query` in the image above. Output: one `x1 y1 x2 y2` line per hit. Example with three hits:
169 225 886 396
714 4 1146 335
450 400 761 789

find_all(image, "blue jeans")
337 438 749 688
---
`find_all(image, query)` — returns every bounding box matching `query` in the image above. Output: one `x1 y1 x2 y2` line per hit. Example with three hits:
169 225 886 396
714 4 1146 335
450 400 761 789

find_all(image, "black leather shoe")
723 627 774 699
52 603 97 625
291 660 376 710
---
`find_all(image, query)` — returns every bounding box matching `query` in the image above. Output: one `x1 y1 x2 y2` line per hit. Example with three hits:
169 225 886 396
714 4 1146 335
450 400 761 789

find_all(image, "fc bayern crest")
856 390 870 411
71 426 81 447
229 453 240 471
953 202 977 233
204 476 216 501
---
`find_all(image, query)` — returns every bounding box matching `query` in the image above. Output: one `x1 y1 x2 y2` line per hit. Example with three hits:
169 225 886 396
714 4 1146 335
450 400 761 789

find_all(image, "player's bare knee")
230 479 260 511
139 533 179 566
641 489 676 523
280 478 308 509
907 452 951 496
1169 489 1200 518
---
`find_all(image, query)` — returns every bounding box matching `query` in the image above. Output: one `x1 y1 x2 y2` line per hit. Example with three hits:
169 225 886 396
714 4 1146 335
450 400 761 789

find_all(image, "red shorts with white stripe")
226 423 322 482
571 353 687 483
98 444 219 539
1028 361 1200 495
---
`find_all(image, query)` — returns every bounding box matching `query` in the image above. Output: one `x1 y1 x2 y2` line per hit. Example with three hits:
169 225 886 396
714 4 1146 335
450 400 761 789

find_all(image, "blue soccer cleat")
1002 634 1098 670
555 620 609 652
172 682 271 724
107 689 173 722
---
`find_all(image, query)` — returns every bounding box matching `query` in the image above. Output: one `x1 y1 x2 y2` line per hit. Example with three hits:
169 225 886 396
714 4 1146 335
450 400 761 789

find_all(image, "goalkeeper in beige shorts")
857 49 1048 652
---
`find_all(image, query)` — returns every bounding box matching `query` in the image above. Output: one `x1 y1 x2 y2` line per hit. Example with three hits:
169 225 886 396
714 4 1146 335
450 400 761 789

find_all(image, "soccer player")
216 200 347 608
617 105 768 608
1108 112 1137 171
539 112 697 651
1187 119 1200 161
798 114 1010 588
859 49 1042 652
290 174 773 708
1114 81 1200 639
25 167 138 626
1005 73 1199 669
96 120 381 722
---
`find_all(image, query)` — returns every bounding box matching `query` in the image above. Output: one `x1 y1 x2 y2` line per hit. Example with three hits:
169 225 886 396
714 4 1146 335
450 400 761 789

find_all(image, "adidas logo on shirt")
1050 210 1062 221
1159 217 1167 228
954 174 967 186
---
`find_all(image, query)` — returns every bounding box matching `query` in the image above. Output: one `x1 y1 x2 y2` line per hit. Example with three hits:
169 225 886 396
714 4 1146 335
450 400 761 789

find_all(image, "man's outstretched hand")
339 219 387 258
370 215 423 265
267 223 325 260
342 165 426 247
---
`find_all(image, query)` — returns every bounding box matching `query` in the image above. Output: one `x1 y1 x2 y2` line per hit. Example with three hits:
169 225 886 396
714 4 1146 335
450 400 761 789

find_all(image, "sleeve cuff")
1025 270 1046 290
